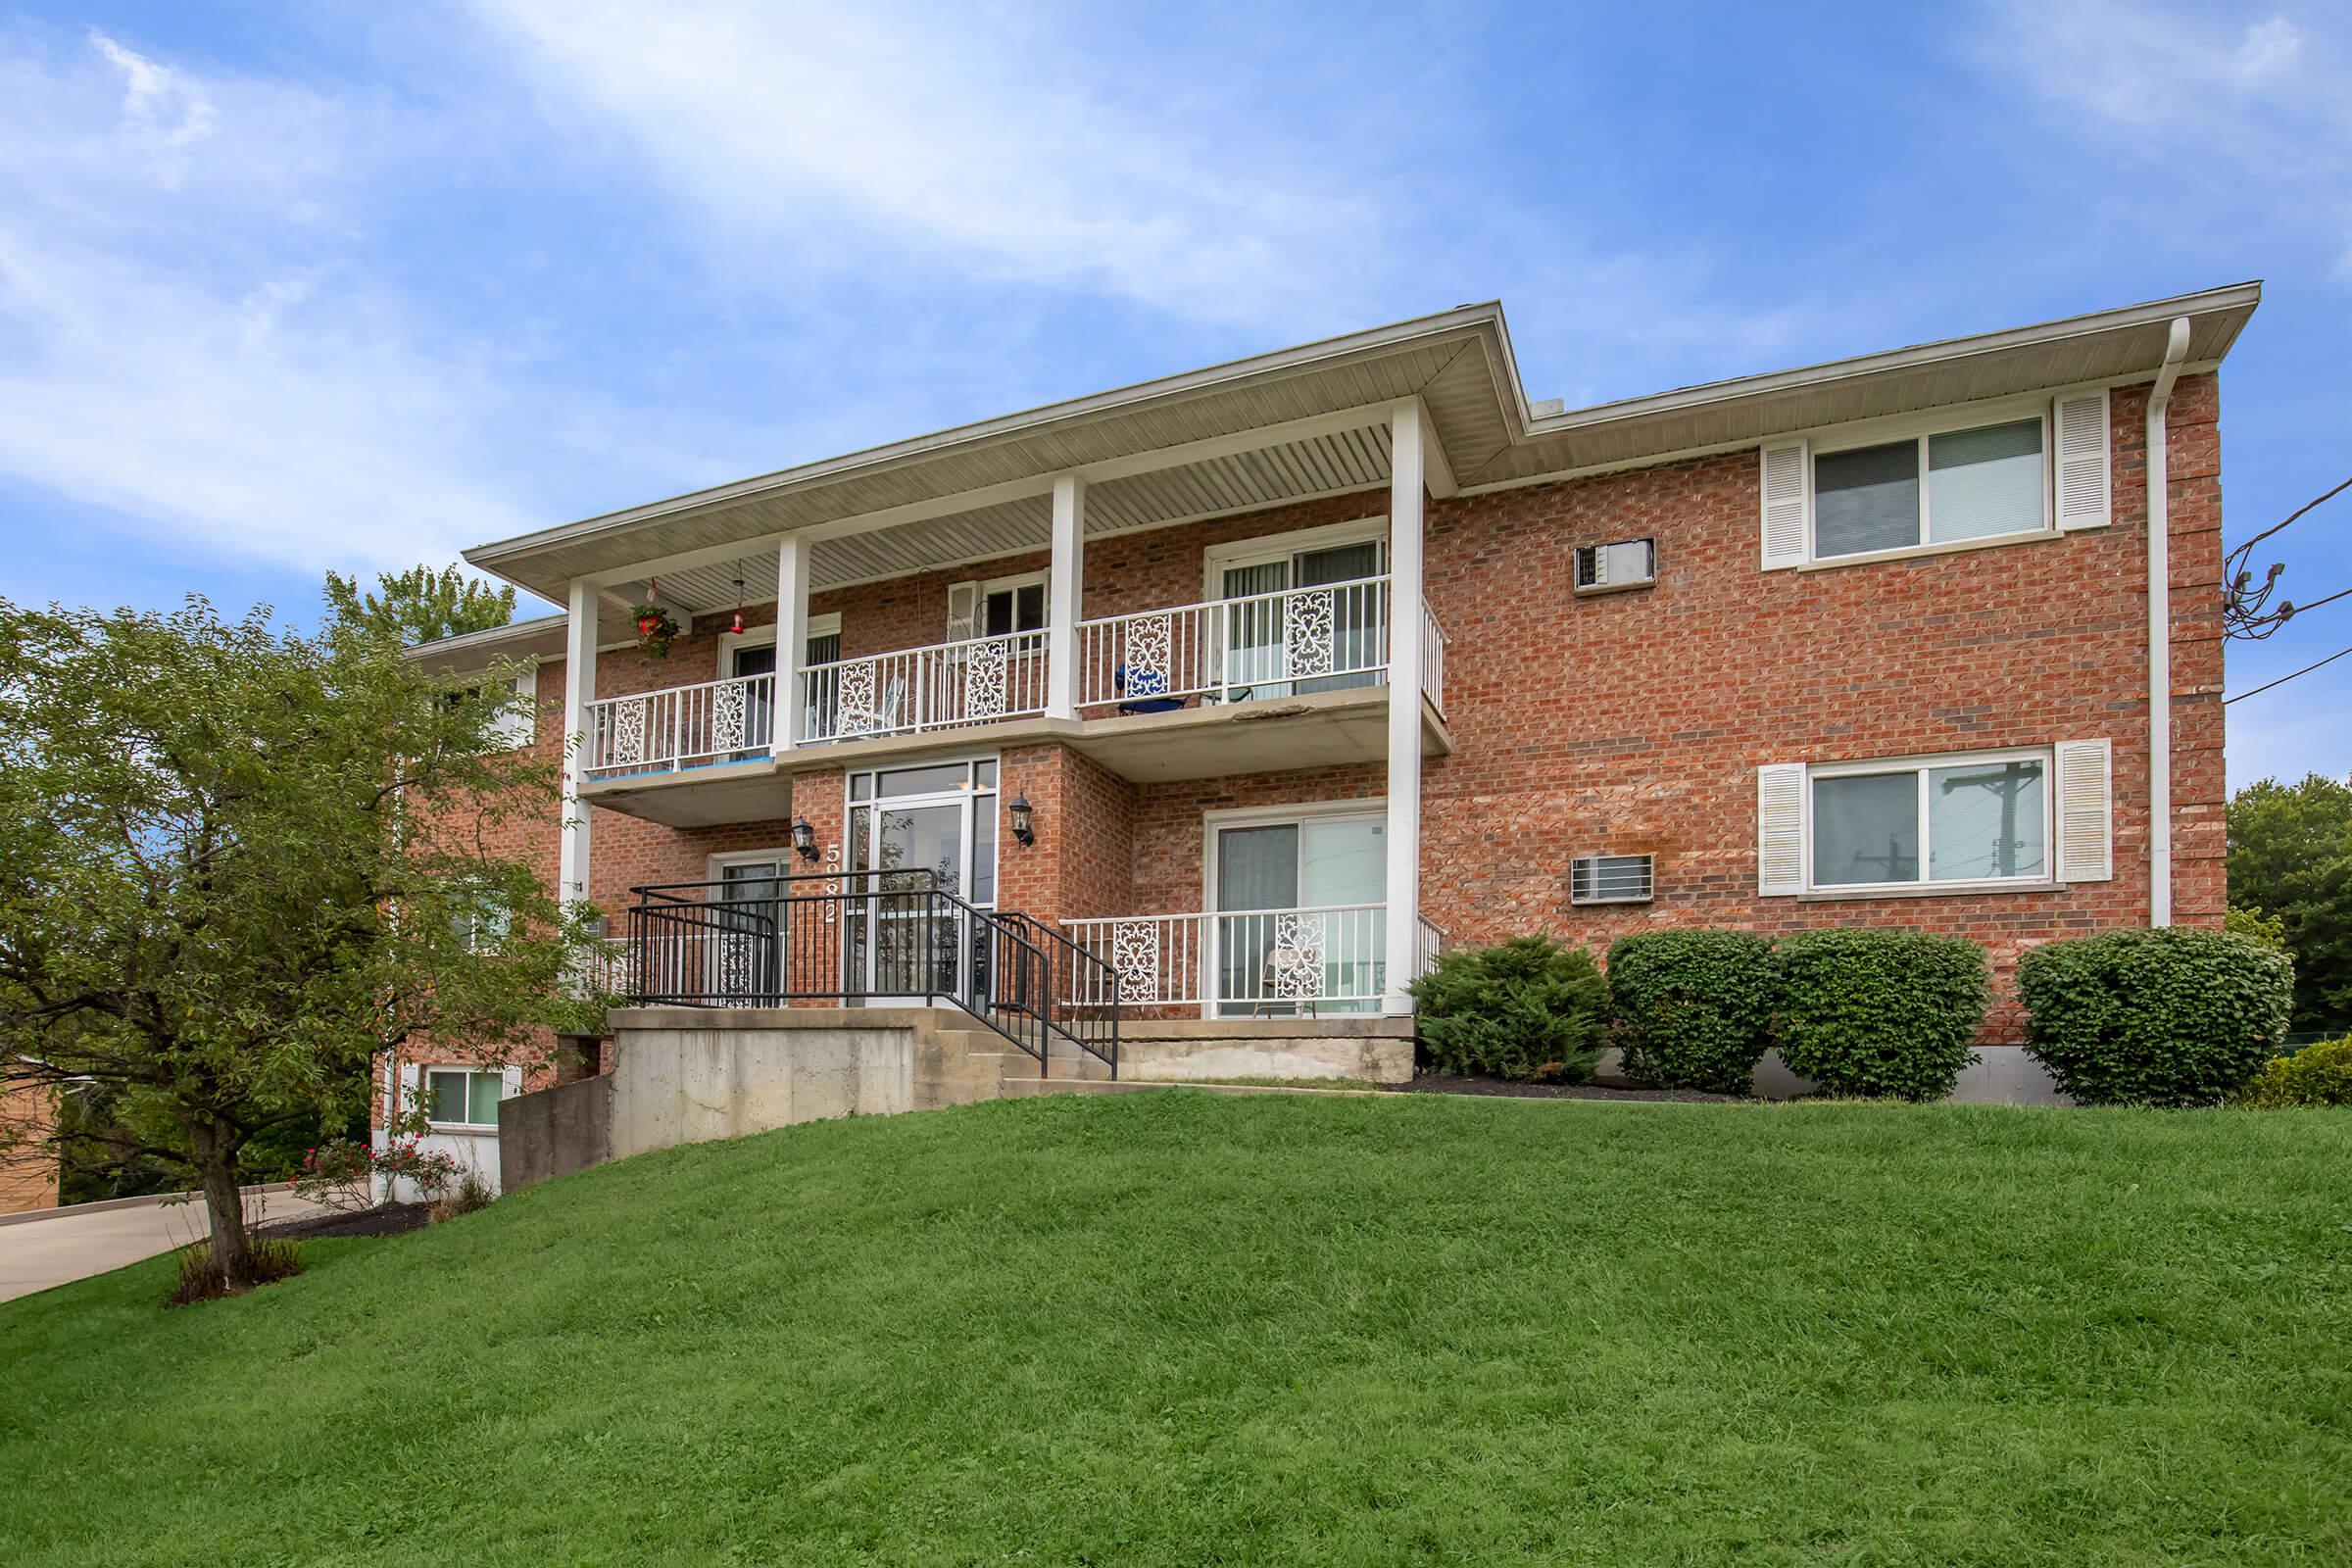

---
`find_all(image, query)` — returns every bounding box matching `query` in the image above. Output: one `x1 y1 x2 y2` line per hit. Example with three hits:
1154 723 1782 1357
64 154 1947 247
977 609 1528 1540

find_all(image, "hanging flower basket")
633 605 680 660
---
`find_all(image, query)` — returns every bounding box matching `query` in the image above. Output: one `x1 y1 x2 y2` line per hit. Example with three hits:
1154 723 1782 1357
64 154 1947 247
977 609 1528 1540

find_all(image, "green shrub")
2225 905 2288 952
1408 935 1607 1082
1606 929 1776 1094
2018 927 2293 1106
1771 928 1988 1101
2236 1036 2352 1107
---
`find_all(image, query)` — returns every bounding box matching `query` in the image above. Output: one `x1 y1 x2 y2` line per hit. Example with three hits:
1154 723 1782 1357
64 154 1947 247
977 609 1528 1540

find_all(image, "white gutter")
2146 316 2192 927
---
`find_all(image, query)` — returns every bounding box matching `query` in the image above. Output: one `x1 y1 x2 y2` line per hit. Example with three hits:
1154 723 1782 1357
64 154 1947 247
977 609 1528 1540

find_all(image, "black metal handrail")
992 909 1120 1078
621 869 1117 1078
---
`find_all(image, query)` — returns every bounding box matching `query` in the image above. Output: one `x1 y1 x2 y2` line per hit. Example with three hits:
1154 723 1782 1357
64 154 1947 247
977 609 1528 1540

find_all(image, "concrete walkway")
0 1186 335 1303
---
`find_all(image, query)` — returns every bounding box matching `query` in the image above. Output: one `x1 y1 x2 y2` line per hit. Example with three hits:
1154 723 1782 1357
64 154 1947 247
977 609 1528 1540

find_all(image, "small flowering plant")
293 1135 464 1211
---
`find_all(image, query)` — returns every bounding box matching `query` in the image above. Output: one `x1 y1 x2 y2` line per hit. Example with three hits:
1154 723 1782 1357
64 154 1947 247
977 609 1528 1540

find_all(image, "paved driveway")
0 1187 334 1303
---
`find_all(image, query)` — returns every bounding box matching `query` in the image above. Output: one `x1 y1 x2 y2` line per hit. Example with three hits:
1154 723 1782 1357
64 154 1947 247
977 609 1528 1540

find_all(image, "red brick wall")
418 368 2225 1068
0 1083 57 1214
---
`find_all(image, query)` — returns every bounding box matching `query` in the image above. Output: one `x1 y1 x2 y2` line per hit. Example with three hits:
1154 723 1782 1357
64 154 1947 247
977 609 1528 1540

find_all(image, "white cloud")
466 0 1383 330
0 31 542 579
1981 1 2352 276
86 29 215 152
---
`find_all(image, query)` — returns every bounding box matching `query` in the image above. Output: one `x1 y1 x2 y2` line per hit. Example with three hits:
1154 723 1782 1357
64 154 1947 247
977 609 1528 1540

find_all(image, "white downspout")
2146 316 2191 927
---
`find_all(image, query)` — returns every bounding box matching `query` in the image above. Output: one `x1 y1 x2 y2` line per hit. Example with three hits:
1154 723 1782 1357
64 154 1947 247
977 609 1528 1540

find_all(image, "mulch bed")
257 1202 432 1242
1385 1074 1744 1103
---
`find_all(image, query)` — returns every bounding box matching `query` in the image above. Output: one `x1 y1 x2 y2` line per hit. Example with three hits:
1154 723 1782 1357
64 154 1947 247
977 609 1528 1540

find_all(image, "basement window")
424 1067 507 1131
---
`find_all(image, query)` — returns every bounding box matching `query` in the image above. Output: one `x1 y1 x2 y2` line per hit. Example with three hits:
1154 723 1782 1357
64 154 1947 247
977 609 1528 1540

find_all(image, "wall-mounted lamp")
1006 795 1035 846
791 816 819 861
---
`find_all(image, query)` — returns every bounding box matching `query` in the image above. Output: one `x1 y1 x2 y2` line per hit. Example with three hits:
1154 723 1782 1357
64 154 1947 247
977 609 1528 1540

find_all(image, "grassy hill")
2 1091 2346 1565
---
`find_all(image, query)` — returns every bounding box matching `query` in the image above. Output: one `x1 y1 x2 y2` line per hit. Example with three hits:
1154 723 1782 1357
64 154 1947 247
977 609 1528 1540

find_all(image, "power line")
2226 642 2352 705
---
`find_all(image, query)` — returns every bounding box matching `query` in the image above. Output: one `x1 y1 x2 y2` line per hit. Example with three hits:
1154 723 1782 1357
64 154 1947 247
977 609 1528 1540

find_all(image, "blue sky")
1 1 2347 788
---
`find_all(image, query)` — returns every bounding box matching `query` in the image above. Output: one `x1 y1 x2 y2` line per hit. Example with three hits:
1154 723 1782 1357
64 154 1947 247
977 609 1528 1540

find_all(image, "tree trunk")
187 1118 254 1289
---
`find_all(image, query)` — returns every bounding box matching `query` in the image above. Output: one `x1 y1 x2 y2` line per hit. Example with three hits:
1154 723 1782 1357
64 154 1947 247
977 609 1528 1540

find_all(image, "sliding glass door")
1219 538 1385 702
1211 813 1385 1016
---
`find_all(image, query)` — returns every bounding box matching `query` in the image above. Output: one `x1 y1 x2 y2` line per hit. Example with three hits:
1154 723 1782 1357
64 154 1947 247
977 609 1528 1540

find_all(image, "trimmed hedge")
1408 934 1607 1082
2236 1036 2352 1107
1771 928 1988 1102
2019 928 2294 1106
1606 929 1776 1094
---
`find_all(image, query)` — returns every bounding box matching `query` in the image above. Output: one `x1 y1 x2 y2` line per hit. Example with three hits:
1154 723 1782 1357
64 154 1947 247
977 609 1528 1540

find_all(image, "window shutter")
2054 738 2114 882
945 581 981 642
1759 441 1810 569
2053 389 2111 530
1757 762 1807 895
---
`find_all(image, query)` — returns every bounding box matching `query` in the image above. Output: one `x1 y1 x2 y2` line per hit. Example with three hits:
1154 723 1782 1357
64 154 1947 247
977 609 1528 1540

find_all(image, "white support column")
773 532 811 751
1046 473 1085 718
1383 402 1426 1014
559 578 599 907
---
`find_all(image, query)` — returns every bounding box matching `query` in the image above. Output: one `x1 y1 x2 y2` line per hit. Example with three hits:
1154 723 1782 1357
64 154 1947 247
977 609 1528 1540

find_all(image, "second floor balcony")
580 574 1449 801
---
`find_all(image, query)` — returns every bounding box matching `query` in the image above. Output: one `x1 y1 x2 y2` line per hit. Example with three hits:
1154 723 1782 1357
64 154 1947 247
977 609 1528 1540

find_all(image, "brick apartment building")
399 283 2251 1178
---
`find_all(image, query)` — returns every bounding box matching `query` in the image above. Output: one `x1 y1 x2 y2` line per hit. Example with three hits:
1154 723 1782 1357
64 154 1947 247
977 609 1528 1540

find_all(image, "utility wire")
2180 583 2352 644
2226 642 2352 704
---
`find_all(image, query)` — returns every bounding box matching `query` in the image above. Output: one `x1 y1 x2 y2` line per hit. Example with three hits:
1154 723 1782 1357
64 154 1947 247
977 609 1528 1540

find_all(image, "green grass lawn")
3 1093 2346 1566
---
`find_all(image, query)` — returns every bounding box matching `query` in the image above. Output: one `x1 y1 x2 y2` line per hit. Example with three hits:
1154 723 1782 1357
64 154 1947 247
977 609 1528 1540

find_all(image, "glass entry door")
1219 538 1385 702
714 858 785 1002
1212 813 1385 1015
844 759 999 1004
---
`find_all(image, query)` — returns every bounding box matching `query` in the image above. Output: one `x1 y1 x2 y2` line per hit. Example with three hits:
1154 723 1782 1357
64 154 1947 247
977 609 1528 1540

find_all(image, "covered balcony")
577 574 1448 811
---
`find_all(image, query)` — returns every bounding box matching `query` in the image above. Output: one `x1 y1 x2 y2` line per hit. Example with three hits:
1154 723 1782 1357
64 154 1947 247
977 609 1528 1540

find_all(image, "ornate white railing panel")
1075 577 1392 712
584 672 777 778
1063 904 1414 1013
800 631 1050 743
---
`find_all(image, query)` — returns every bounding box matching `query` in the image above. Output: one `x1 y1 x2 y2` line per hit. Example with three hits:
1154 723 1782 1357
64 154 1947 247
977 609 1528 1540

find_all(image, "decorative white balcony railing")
1077 576 1409 712
1063 904 1416 1012
584 671 778 778
581 583 1446 775
799 630 1050 743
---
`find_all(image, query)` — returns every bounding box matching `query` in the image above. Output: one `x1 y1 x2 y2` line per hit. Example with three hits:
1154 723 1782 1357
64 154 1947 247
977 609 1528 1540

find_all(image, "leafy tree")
0 596 600 1290
324 564 514 646
2228 774 2352 1032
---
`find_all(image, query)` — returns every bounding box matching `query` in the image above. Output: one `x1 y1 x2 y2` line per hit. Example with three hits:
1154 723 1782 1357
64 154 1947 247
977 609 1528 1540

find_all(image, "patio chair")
1115 662 1187 716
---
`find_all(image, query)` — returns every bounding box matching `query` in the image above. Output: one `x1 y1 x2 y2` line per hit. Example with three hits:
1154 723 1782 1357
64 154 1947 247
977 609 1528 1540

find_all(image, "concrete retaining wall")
499 1074 612 1193
1592 1045 2069 1105
1118 1017 1415 1084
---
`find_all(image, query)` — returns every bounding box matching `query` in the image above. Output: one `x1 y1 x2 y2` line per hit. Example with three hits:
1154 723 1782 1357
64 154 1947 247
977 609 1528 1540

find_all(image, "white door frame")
844 757 1000 1004
1199 798 1386 1019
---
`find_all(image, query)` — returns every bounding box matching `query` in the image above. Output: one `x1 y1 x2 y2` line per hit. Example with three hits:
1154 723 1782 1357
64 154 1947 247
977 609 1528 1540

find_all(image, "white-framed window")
448 668 536 750
1808 751 2048 890
1574 539 1655 594
423 1066 508 1131
1759 389 2111 569
450 886 512 953
1759 740 2111 896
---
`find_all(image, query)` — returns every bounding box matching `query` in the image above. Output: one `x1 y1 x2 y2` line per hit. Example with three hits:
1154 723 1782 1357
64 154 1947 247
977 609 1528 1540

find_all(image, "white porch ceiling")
640 418 1398 611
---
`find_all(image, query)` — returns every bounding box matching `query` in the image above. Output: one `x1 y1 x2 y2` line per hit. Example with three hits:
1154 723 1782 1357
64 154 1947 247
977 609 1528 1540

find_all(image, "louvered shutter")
945 581 981 642
1759 441 1810 569
2054 739 2114 882
1757 762 1807 895
2053 390 2111 531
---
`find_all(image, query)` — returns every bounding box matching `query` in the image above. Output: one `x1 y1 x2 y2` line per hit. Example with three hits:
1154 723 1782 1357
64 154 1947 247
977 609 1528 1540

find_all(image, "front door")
714 858 786 1002
844 759 999 1004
